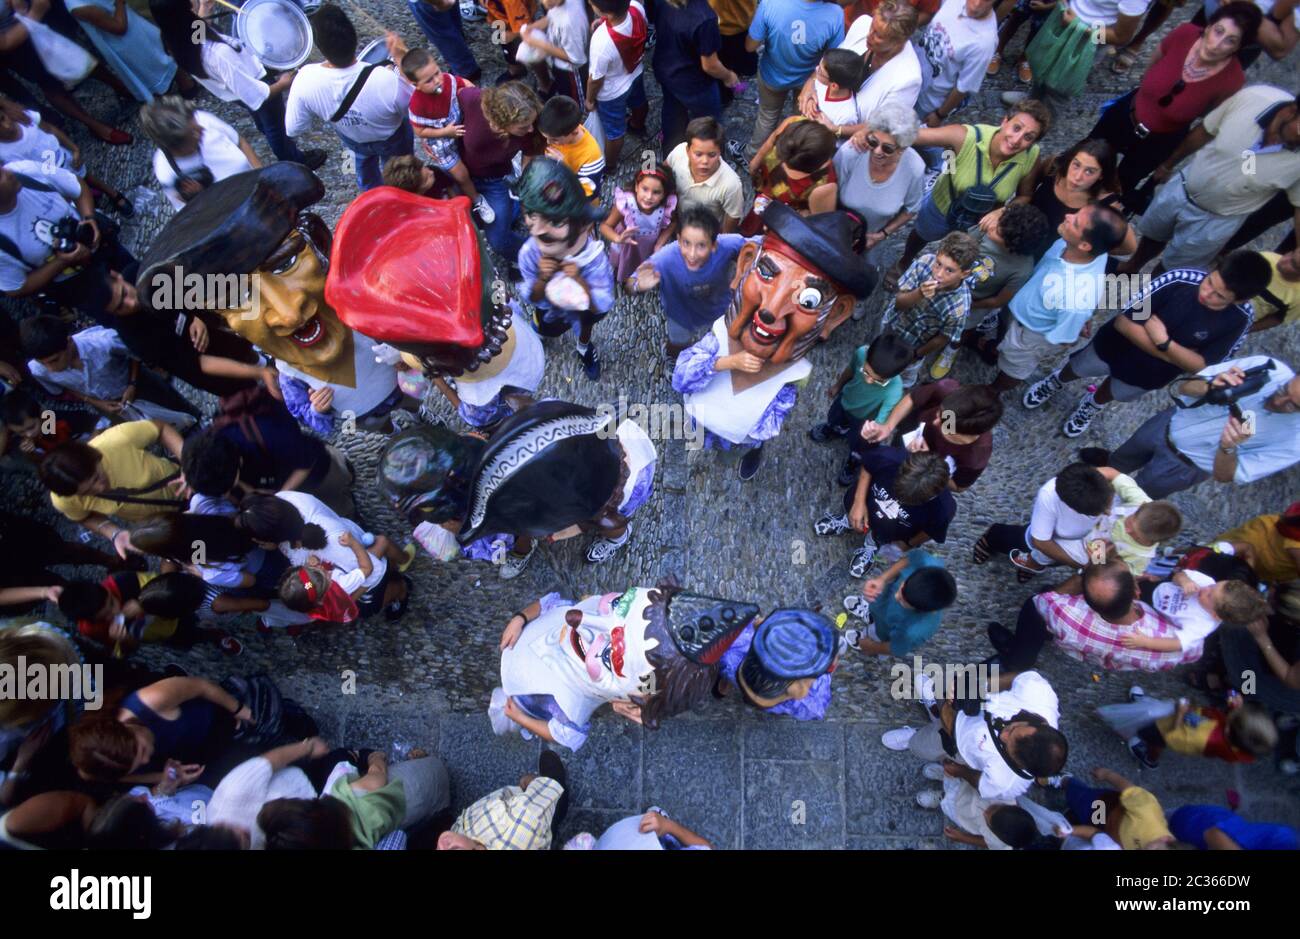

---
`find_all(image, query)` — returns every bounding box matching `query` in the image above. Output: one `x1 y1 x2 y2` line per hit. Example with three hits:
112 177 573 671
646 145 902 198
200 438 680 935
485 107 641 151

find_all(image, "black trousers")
1000 594 1051 672
1088 90 1185 215
1220 190 1297 256
982 522 1030 555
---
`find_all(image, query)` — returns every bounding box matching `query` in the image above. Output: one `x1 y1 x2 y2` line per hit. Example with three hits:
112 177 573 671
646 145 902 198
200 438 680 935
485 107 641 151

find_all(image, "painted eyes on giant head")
796 286 824 310
262 231 307 277
755 255 780 281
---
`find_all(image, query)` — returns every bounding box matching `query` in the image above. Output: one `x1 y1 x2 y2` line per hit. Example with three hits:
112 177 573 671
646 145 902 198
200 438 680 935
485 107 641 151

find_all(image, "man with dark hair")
180 432 243 515
883 666 1065 805
975 463 1114 579
1027 250 1271 437
987 204 1124 393
988 559 1197 672
285 8 413 191
816 447 956 578
842 548 956 657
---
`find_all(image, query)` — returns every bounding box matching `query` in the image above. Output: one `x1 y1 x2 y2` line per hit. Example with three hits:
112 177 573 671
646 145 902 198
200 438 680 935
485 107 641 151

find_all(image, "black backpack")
945 126 1019 233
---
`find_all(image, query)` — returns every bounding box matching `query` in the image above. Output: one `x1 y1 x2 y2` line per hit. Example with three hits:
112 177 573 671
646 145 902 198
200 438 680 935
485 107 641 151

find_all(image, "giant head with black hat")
325 188 518 378
378 398 631 549
726 201 875 364
735 609 840 710
137 163 356 386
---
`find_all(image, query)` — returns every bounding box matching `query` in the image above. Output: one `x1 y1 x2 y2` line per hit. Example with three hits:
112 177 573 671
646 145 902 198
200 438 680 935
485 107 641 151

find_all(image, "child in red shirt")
277 531 373 627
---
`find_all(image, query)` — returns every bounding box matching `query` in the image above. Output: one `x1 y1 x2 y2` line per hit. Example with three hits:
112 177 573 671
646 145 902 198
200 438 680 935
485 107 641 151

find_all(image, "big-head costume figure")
488 580 761 751
516 157 615 381
378 398 657 574
138 164 407 434
717 609 841 721
326 187 544 430
671 201 874 480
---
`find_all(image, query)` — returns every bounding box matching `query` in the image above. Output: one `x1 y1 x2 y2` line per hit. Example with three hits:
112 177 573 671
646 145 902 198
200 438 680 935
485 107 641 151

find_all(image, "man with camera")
1106 355 1300 498
0 159 135 322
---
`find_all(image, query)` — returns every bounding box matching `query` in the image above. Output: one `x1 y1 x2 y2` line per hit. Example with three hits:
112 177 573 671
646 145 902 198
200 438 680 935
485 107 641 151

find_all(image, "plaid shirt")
452 777 564 850
881 253 972 349
1033 592 1203 671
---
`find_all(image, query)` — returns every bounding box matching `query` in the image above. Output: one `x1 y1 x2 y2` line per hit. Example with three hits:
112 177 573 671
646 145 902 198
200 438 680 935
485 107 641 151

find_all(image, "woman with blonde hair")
455 80 545 258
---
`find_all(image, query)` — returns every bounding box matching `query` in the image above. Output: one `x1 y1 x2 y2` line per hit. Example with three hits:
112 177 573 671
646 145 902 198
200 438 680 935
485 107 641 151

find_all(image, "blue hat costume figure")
718 608 842 721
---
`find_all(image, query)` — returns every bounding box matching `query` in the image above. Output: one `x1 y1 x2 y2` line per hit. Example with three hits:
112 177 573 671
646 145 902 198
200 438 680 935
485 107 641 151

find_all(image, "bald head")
1082 560 1136 622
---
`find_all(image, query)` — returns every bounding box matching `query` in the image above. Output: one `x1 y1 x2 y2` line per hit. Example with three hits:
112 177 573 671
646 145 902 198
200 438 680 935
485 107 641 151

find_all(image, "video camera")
1177 359 1275 421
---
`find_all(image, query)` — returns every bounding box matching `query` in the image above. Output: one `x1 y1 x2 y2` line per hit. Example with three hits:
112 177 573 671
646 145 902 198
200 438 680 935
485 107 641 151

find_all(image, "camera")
174 165 215 203
51 216 95 256
1179 359 1274 420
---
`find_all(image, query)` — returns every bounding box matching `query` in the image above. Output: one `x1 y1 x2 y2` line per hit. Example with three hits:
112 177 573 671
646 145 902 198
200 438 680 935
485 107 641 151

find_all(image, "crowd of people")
0 0 1299 852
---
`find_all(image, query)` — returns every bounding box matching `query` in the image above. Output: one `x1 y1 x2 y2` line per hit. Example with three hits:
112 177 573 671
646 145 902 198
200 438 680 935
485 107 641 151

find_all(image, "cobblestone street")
3 0 1299 848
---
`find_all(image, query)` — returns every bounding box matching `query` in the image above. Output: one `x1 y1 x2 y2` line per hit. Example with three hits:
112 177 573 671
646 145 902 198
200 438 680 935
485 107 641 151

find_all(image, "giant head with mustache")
726 202 875 363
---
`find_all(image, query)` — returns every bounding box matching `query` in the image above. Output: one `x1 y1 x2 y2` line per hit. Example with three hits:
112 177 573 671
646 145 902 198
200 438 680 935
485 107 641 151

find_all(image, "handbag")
15 13 97 88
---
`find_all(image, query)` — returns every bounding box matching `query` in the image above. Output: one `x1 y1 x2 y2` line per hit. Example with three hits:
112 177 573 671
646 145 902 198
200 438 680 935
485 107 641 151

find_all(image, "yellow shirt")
1118 786 1172 850
1107 473 1155 575
1156 708 1218 757
1251 252 1300 325
549 128 605 198
709 0 758 35
50 421 179 523
1218 514 1300 585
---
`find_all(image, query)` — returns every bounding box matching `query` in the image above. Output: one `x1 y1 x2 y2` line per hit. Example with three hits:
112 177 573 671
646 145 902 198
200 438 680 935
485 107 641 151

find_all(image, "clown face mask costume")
326 188 544 430
672 202 875 464
139 164 360 389
489 581 760 751
378 398 656 571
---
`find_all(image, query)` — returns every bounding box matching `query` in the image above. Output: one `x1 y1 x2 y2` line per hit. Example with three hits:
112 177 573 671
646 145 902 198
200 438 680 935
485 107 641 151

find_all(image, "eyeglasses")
860 365 890 385
865 134 899 156
1157 79 1186 109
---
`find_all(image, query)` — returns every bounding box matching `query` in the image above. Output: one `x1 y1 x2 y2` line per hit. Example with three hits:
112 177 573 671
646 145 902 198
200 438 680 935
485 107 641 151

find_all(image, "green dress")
1025 4 1098 96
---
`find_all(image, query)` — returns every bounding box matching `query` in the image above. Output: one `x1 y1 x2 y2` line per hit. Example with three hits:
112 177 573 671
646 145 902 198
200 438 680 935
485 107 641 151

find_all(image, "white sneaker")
1128 685 1145 702
915 671 937 711
498 543 536 579
473 195 497 225
585 527 630 563
882 726 917 751
842 594 872 621
916 790 943 810
922 762 946 781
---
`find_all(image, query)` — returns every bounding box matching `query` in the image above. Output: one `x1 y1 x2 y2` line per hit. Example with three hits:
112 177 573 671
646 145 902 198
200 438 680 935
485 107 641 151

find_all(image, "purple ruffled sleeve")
279 375 334 435
672 330 721 395
749 384 798 443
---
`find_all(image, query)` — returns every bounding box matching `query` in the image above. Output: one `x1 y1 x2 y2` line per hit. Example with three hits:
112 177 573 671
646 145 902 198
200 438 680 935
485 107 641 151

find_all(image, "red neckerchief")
600 4 647 74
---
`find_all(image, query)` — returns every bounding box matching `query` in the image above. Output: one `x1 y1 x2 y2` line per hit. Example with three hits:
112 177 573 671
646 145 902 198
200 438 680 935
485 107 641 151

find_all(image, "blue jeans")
335 121 414 191
472 175 522 259
406 0 482 81
248 92 307 164
595 74 648 141
659 78 721 152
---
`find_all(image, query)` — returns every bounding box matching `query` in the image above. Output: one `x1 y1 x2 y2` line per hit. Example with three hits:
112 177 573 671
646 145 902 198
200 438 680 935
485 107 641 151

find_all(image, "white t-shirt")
954 671 1060 803
841 17 924 118
206 756 317 850
0 160 82 292
198 37 271 110
152 110 254 211
285 62 413 143
0 110 81 176
275 332 399 421
275 490 387 592
914 0 998 116
1151 570 1220 650
589 0 646 101
1028 477 1104 566
1068 0 1152 26
547 0 590 71
29 325 130 399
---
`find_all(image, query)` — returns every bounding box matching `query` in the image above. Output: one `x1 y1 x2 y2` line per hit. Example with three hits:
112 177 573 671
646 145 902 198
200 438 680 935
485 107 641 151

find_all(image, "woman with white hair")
139 96 259 211
798 0 924 142
832 101 926 269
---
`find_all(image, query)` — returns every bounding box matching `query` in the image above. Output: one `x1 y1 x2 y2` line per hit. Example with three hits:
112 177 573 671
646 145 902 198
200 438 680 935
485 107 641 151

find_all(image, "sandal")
1017 60 1033 84
1009 549 1047 583
973 534 994 565
1111 49 1138 73
986 53 1001 76
95 128 133 146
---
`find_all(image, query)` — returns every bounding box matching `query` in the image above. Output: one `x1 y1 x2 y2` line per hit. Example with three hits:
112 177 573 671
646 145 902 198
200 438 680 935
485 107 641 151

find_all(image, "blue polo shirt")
748 0 845 90
649 233 748 331
653 0 722 97
868 550 947 657
1169 805 1299 851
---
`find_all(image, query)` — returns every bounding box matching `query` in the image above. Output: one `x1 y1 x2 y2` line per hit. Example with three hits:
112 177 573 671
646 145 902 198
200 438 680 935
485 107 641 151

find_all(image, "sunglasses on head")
1157 79 1186 109
865 134 899 156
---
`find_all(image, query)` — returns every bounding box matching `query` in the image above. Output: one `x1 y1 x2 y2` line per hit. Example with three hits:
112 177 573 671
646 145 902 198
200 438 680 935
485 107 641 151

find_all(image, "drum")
358 36 392 67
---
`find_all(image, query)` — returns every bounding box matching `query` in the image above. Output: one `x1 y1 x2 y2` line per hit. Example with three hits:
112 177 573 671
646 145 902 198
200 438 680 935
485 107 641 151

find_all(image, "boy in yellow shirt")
537 96 605 200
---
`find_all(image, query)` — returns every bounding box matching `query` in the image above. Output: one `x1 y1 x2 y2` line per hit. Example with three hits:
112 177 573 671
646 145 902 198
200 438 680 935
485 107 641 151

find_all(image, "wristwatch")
1155 339 1172 351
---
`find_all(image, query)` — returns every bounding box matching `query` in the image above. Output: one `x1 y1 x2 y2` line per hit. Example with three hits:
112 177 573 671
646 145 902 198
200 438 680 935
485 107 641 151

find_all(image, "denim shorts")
596 74 648 141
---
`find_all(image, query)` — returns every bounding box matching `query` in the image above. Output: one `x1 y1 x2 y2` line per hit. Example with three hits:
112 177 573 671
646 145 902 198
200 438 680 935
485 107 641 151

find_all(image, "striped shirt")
451 777 564 850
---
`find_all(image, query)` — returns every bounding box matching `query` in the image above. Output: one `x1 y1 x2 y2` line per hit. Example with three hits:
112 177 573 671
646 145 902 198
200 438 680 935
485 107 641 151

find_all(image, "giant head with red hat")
325 188 513 377
725 201 876 364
